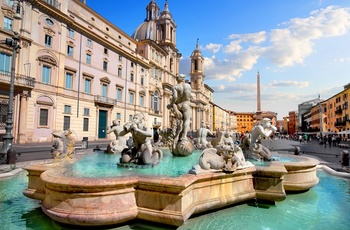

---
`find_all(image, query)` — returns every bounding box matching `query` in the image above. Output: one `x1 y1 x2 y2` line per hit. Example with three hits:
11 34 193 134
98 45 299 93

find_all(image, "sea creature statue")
166 74 194 156
189 140 253 175
195 125 214 150
106 120 127 154
246 118 277 160
119 113 162 165
50 129 76 159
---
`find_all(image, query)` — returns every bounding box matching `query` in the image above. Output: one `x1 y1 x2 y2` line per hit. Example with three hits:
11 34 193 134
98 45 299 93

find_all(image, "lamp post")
0 33 21 163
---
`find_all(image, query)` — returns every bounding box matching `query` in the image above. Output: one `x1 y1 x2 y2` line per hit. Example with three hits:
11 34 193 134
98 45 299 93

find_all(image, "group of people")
321 135 341 147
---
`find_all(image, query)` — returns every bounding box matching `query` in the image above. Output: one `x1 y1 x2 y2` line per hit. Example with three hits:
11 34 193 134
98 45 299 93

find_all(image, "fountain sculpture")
50 129 76 159
105 120 127 154
166 74 194 156
118 113 163 165
22 86 319 228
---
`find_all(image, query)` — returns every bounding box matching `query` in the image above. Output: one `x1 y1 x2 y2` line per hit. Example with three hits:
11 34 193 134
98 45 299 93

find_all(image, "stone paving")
261 138 350 173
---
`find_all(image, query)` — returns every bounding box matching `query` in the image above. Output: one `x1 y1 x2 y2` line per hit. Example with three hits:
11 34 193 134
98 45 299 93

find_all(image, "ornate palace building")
0 0 217 143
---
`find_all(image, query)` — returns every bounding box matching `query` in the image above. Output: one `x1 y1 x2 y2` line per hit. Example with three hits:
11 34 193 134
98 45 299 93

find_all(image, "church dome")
132 20 157 41
132 0 159 41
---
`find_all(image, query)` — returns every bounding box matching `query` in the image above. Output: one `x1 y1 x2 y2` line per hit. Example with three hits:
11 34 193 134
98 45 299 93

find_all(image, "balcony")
0 71 35 90
335 108 343 115
94 95 117 107
335 121 346 127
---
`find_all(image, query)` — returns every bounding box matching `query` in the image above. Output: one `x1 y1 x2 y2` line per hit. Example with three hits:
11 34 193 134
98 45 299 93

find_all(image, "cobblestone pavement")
261 138 350 173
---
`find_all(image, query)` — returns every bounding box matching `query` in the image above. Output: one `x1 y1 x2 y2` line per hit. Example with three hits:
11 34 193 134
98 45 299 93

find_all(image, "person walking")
328 135 332 148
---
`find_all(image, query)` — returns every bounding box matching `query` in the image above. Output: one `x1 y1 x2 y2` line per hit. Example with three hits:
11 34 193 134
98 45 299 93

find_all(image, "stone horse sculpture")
118 113 162 165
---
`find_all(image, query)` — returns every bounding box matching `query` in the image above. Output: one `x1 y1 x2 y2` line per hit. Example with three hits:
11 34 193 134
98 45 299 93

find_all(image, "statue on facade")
166 74 194 156
106 120 127 154
196 125 214 149
119 113 162 165
246 118 277 160
50 129 76 159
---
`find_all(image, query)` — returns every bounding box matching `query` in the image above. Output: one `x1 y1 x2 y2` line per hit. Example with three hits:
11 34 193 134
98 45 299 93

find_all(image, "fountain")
21 79 320 227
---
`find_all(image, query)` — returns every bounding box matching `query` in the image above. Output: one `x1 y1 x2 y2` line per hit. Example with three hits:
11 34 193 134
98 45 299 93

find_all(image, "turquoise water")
67 149 203 178
66 150 295 178
0 169 349 229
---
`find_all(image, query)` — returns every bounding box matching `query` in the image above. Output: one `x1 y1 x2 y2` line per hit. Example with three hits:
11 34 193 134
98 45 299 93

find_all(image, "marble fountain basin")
22 153 319 227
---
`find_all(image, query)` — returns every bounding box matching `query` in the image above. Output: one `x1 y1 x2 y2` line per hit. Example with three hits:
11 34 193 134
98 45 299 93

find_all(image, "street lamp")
0 7 22 163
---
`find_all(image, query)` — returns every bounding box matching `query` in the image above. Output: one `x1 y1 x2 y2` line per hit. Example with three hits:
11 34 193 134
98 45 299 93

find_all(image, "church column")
17 90 30 143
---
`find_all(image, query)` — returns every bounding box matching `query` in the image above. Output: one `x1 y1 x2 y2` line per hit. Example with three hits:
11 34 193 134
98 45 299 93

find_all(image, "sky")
86 0 350 120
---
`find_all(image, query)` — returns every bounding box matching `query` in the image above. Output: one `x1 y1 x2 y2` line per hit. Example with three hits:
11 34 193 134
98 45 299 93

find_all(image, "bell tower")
190 38 205 91
157 0 176 46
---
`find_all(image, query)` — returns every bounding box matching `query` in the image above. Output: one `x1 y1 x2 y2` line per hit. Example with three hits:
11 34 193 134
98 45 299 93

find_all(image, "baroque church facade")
0 0 215 143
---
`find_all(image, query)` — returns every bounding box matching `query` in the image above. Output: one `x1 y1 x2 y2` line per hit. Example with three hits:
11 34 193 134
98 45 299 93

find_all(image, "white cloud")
269 80 310 88
202 6 350 79
203 43 222 53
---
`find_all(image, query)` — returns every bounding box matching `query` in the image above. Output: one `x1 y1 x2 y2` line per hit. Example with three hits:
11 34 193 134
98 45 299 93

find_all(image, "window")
86 53 91 64
42 65 51 84
83 108 90 116
117 88 122 101
129 114 133 121
141 76 144 85
103 61 108 71
154 91 159 111
0 52 11 74
84 78 91 94
3 17 13 31
140 95 144 107
64 105 71 114
104 48 108 54
45 18 54 26
39 108 48 126
116 113 121 120
5 0 14 6
130 73 134 82
65 72 73 89
83 118 89 131
118 67 122 77
67 45 73 57
102 84 107 101
129 92 134 104
45 34 52 47
0 101 8 123
68 28 74 38
131 62 134 68
87 38 92 47
119 55 122 61
63 116 70 130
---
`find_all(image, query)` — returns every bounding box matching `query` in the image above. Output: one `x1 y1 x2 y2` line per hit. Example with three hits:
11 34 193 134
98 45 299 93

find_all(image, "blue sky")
87 0 350 120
